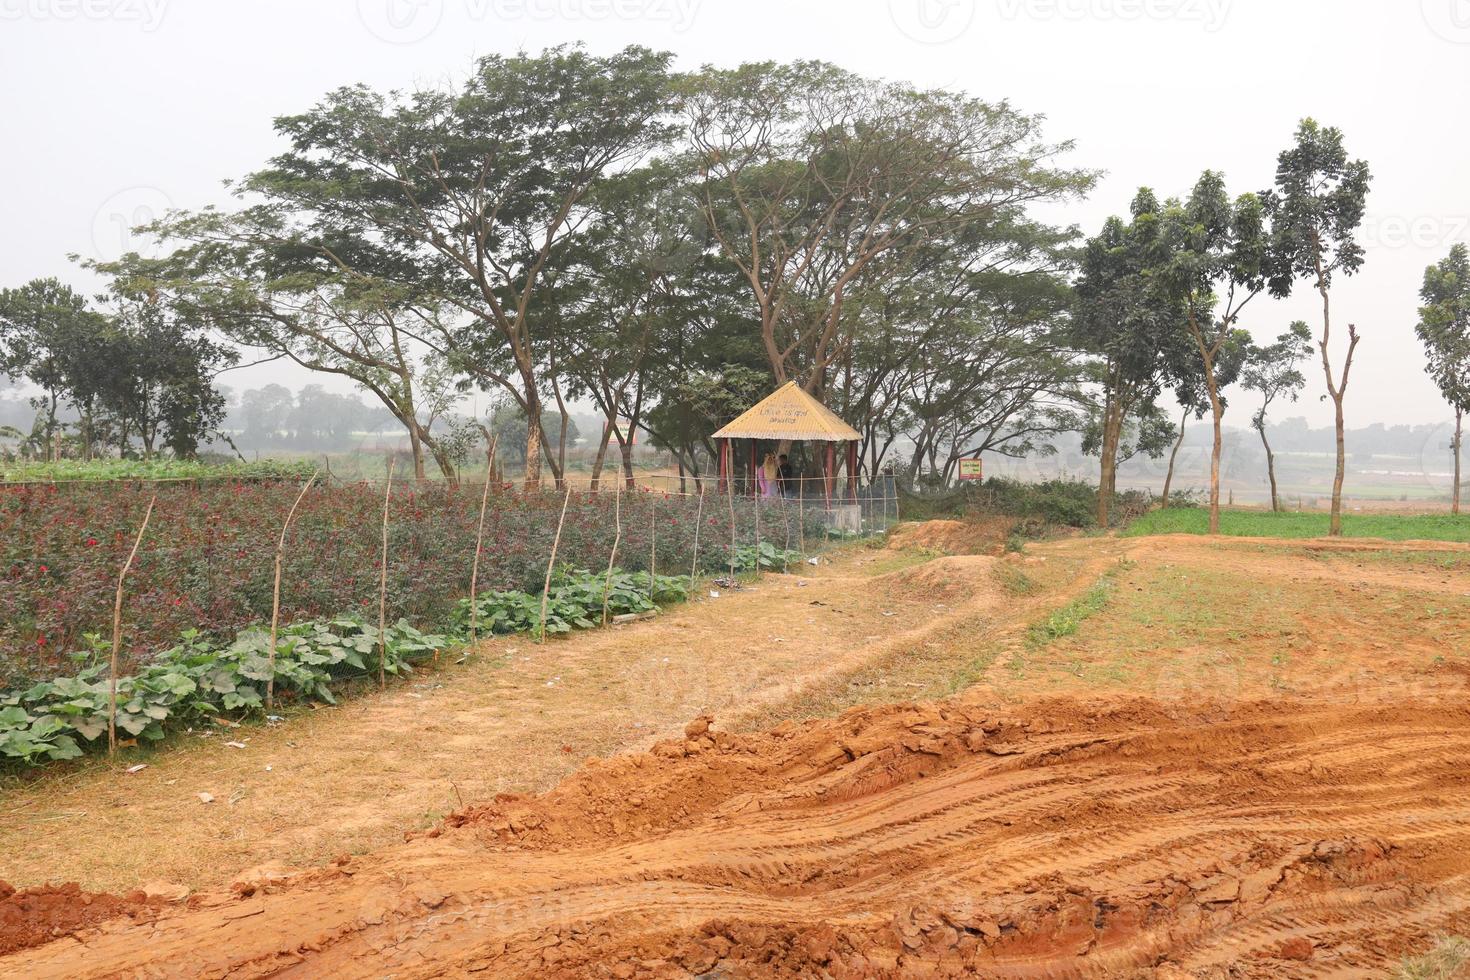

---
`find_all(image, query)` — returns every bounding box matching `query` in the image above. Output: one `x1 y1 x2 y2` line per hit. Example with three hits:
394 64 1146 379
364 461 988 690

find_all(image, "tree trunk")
1454 409 1463 516
523 392 544 490
406 424 427 482
1187 314 1224 536
1161 408 1187 507
46 392 58 462
589 422 613 491
556 411 569 490
1097 398 1123 527
550 373 570 490
1207 393 1223 535
1259 426 1280 513
1329 392 1347 535
618 434 635 490
427 438 458 485
1315 272 1358 538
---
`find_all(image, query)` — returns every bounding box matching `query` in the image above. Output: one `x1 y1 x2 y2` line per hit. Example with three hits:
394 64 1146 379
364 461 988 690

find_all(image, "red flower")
38 565 48 574
86 537 98 547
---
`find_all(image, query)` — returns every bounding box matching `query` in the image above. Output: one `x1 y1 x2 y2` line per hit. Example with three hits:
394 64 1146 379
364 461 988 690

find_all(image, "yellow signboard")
958 458 983 481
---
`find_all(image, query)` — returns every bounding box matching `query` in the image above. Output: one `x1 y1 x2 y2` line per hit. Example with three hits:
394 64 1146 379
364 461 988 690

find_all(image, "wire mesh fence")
0 472 899 686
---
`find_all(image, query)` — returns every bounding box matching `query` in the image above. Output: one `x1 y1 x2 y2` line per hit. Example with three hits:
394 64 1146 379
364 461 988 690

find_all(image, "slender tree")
1265 119 1371 535
1160 172 1285 533
1416 244 1470 514
1072 189 1192 525
1242 322 1313 511
1160 336 1250 508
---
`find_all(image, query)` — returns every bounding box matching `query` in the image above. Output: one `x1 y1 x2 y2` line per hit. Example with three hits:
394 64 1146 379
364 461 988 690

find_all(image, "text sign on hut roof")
712 382 861 443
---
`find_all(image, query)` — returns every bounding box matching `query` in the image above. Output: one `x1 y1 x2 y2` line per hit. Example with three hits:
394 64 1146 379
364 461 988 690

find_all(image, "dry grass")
1397 936 1470 979
0 543 937 892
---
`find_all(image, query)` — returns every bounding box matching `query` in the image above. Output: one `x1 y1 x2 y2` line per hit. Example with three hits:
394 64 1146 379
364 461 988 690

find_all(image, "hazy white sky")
2 0 1467 430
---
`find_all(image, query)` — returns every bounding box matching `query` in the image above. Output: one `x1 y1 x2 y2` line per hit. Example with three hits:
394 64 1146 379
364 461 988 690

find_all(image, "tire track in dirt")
7 693 1470 978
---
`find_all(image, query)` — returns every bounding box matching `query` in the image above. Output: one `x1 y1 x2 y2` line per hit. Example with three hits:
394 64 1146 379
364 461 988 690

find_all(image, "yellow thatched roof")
712 382 860 442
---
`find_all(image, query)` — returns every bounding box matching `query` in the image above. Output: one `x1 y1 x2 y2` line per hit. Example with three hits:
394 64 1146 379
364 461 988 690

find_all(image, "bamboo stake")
780 483 791 551
538 486 573 643
752 490 764 581
108 494 156 755
601 483 622 626
468 434 500 646
648 494 657 606
378 459 394 689
799 477 806 556
753 493 763 581
267 471 319 709
727 469 737 580
688 490 704 594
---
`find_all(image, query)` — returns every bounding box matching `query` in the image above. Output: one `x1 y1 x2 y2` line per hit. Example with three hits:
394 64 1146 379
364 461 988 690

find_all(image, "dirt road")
3 526 1470 977
6 690 1470 977
0 540 1027 893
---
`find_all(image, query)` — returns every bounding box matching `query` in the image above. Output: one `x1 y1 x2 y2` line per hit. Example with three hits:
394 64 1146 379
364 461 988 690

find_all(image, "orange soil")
4 529 1470 977
884 518 1012 555
6 688 1470 978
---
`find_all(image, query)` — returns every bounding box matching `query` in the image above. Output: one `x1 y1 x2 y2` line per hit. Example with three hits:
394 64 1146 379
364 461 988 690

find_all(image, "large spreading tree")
111 44 679 488
685 60 1094 399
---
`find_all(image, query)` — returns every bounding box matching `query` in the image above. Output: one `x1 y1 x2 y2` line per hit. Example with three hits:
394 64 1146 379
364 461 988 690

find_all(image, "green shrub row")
451 566 691 636
0 458 317 483
0 565 694 768
730 541 804 571
0 618 447 766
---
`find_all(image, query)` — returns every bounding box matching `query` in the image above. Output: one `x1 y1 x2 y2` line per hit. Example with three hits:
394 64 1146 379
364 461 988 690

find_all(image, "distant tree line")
0 280 234 460
3 46 1465 529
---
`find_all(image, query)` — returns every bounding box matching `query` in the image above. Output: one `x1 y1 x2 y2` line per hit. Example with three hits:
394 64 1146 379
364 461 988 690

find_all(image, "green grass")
1024 563 1125 648
0 458 316 483
1125 508 1470 542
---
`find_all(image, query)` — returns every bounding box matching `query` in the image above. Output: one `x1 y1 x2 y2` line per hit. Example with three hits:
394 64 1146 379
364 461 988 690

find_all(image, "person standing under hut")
777 453 796 497
758 452 781 499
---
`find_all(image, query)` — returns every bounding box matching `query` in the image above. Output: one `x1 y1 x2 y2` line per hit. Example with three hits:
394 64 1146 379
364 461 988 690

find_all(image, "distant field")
0 458 314 483
1125 508 1470 542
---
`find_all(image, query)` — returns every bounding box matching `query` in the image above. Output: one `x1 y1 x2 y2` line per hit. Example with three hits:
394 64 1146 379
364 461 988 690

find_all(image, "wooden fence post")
268 471 318 709
378 459 394 689
539 486 573 643
108 494 156 755
468 434 499 646
602 484 622 626
689 490 704 594
727 471 737 580
649 493 657 606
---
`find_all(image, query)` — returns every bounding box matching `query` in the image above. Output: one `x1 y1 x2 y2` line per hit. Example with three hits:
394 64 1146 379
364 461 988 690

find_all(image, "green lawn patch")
1124 508 1470 542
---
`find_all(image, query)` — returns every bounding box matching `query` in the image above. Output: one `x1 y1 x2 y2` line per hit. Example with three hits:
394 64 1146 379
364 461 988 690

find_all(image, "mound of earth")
871 554 1000 603
0 882 160 957
6 690 1470 978
886 518 1010 555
